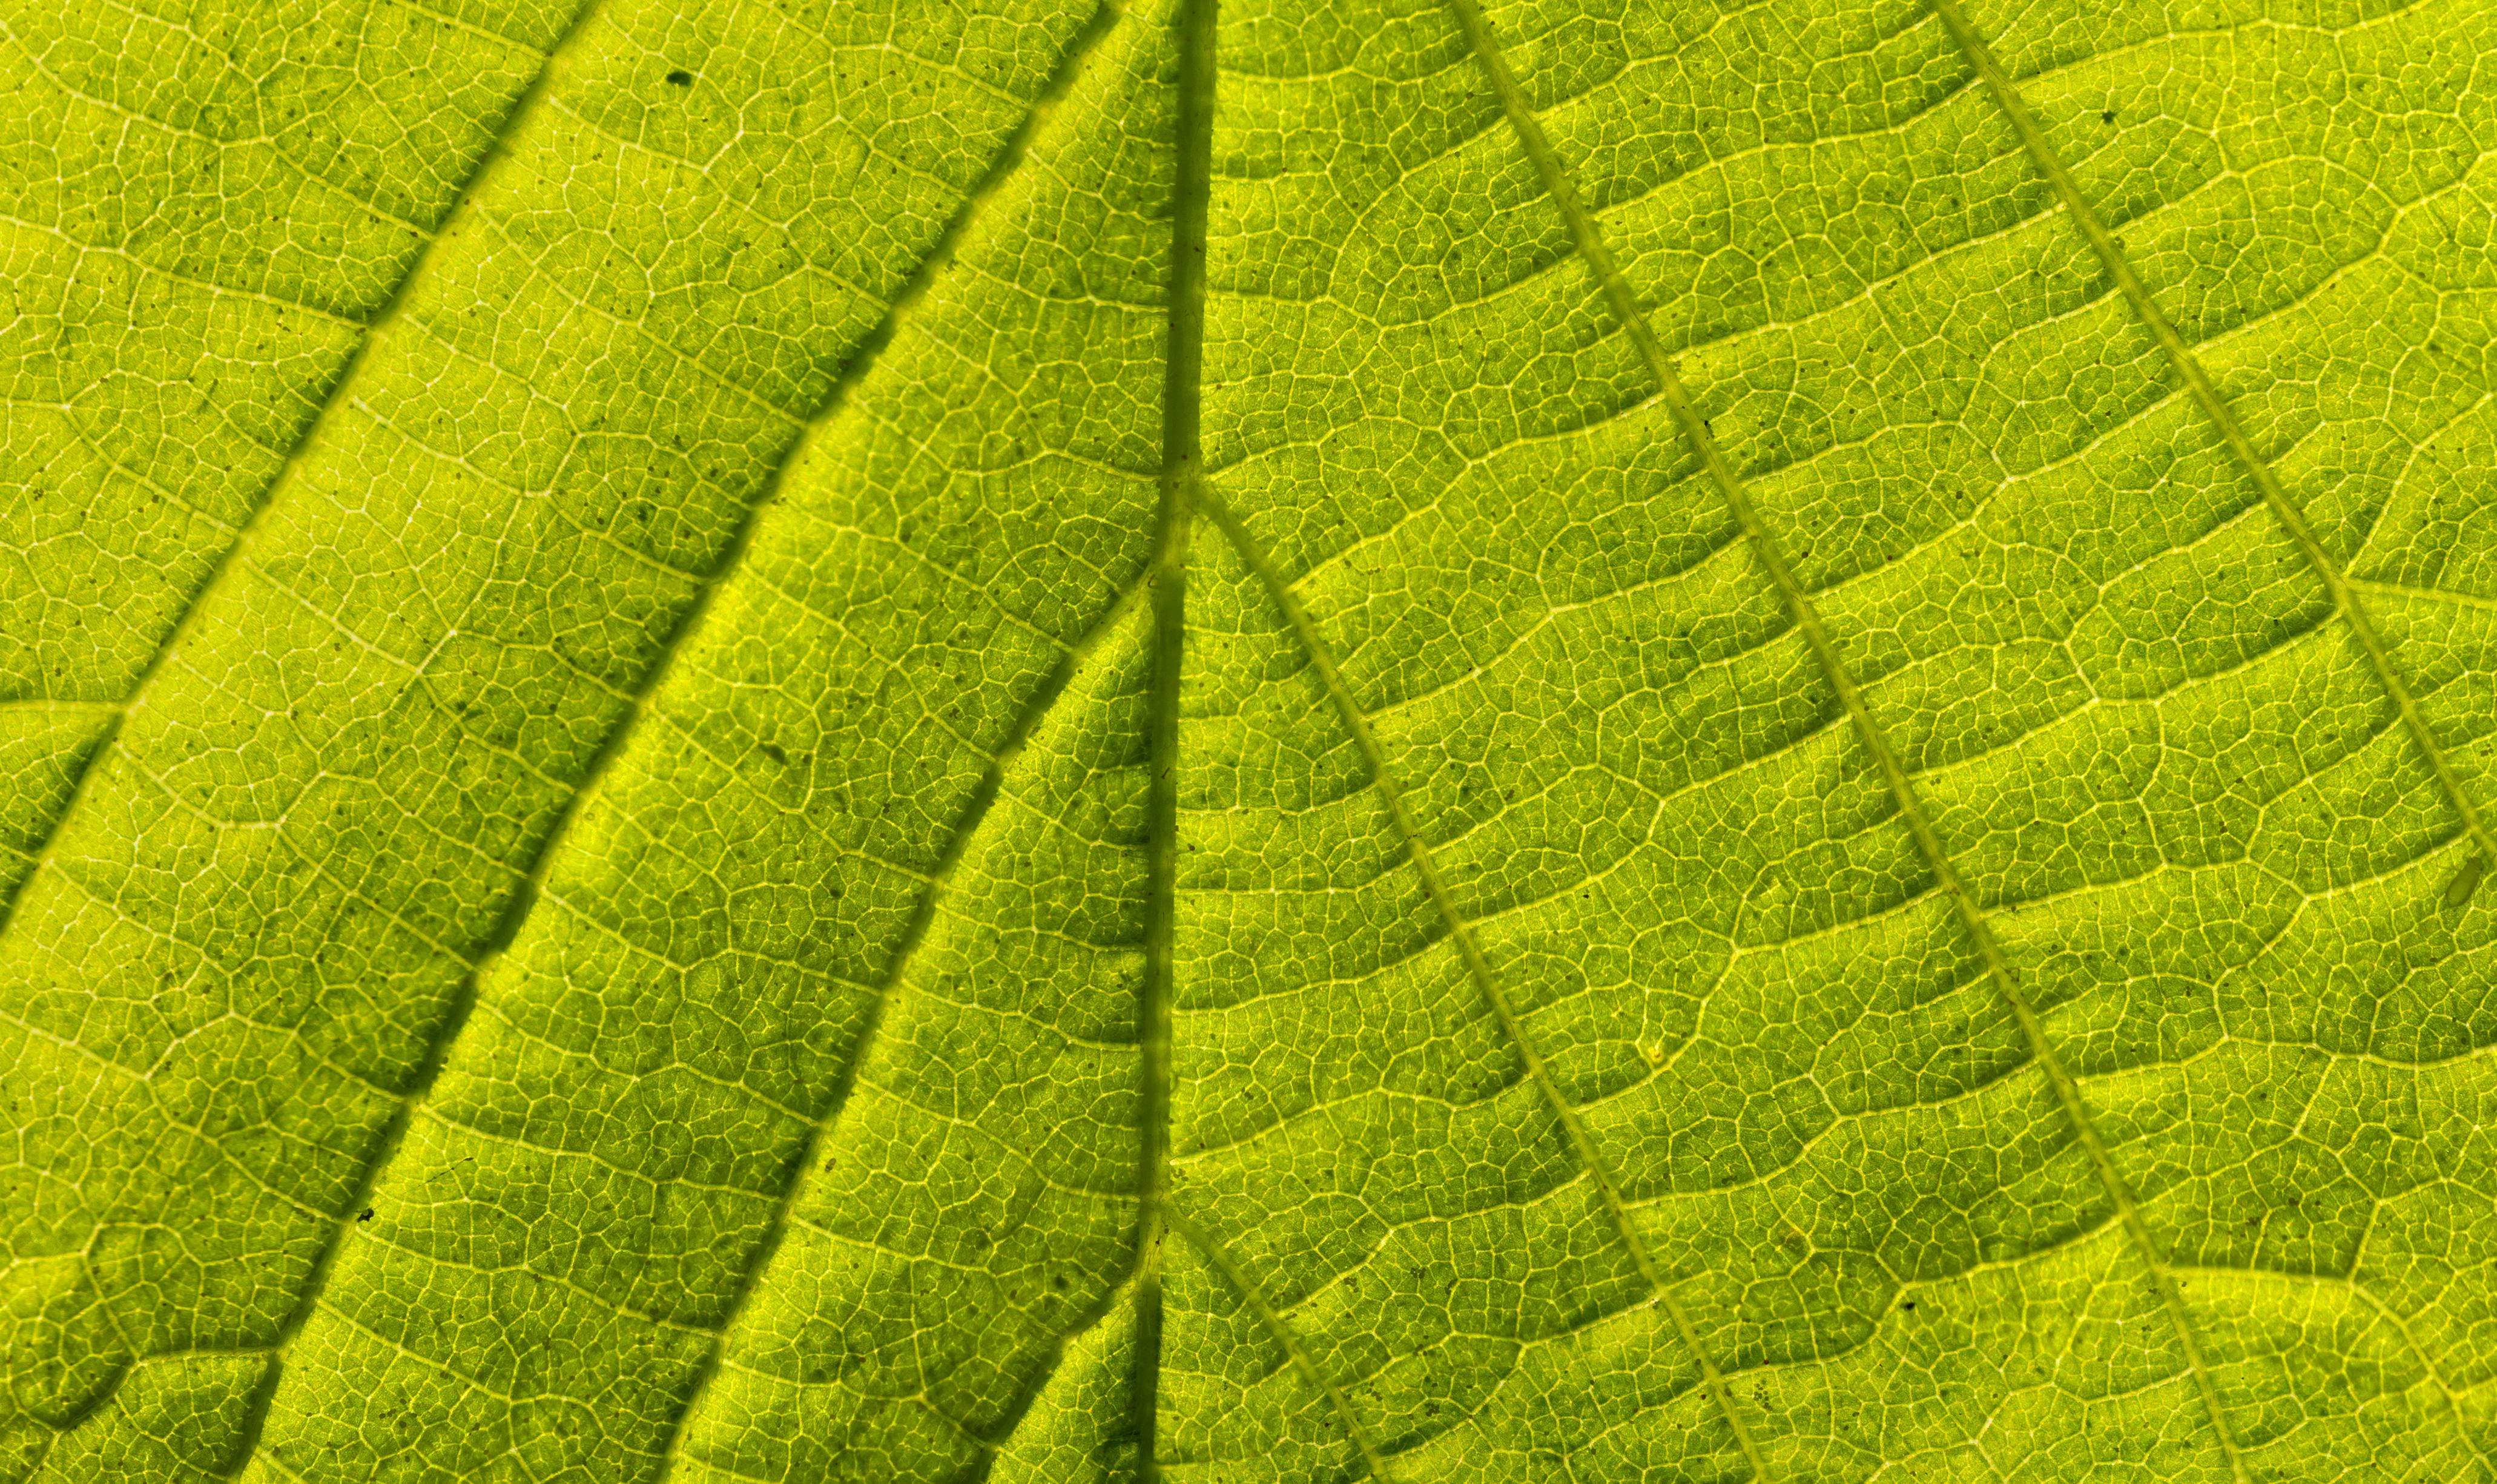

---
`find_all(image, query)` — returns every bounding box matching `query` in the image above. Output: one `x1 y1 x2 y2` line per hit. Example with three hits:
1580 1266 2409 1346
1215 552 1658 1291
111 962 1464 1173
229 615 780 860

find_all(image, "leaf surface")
6 0 2497 1480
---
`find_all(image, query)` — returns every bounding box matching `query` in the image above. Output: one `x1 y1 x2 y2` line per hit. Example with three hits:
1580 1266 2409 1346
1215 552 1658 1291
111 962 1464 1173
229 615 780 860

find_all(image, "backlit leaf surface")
5 0 2497 1479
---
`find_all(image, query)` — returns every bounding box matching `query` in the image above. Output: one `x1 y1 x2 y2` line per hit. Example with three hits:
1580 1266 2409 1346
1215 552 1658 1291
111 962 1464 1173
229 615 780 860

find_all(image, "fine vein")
1166 1213 1394 1482
0 0 606 949
1203 491 1761 1477
628 7 1139 1473
1430 0 1798 1473
652 571 1152 1483
1447 1 2249 1480
1129 0 1215 1474
1922 0 2497 883
211 6 1130 1472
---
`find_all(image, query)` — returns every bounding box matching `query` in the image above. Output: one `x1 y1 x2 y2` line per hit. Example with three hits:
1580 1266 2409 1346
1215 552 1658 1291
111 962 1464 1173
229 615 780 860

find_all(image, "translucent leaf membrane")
5 0 2496 1479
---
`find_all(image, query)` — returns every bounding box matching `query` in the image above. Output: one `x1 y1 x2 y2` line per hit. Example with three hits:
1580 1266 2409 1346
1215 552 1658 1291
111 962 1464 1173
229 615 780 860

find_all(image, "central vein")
1131 0 1217 1474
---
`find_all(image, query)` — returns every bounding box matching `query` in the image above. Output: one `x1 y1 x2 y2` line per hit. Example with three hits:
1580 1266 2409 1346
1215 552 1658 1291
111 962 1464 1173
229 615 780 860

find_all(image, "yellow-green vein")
1164 1212 1395 1483
1924 0 2497 886
1444 0 2252 1479
0 0 608 949
1201 487 1768 1480
1129 0 1216 1473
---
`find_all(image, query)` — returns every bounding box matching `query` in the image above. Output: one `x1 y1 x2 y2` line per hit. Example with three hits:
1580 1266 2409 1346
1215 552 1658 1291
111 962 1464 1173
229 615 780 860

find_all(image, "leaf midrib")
1127 0 1216 1471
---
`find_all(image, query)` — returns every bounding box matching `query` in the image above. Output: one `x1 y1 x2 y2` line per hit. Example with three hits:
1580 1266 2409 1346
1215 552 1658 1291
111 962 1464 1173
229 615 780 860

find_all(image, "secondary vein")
1922 0 2497 883
1204 489 1761 1478
1165 1213 1396 1481
1427 0 1801 1473
197 5 1133 1473
648 567 1152 1484
603 7 1139 1474
0 0 611 958
1446 1 2254 1480
23 2 642 1465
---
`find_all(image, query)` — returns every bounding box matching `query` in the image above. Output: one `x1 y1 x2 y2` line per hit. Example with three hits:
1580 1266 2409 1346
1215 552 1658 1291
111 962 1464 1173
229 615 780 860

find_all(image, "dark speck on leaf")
665 69 693 87
358 1208 374 1222
2102 110 2116 124
1901 1300 1916 1311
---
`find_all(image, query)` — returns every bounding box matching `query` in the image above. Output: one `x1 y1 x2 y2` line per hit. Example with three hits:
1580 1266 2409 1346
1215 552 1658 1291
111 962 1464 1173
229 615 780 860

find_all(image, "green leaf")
7 0 2497 1477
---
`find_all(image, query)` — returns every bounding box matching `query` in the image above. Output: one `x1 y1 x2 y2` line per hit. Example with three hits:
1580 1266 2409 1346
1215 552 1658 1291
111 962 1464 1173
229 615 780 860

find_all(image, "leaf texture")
7 0 2497 1479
